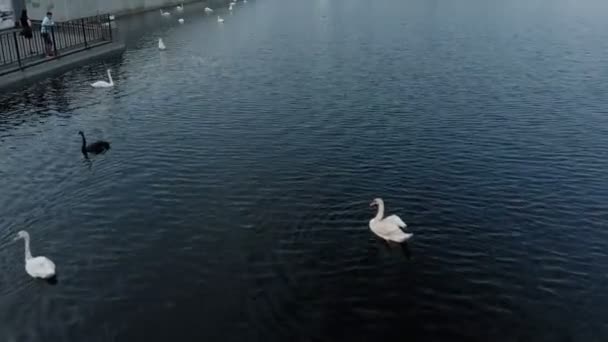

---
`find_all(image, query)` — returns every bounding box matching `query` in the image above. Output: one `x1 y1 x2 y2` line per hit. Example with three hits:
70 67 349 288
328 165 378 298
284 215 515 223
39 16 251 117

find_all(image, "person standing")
41 11 54 57
19 9 34 55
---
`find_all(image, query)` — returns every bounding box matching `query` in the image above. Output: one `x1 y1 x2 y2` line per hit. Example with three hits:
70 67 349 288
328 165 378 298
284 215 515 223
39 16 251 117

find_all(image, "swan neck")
23 235 32 260
107 70 113 85
80 133 89 157
375 201 385 220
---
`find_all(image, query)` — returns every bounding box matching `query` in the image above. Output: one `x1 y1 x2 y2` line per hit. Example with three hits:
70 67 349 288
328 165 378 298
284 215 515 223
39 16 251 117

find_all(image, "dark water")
1 0 608 340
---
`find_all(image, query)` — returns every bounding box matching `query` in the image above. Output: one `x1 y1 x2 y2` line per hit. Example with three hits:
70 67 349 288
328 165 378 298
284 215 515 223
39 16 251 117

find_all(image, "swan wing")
86 141 110 153
383 215 407 228
371 220 412 242
386 230 413 242
91 81 110 88
370 219 398 236
26 256 56 278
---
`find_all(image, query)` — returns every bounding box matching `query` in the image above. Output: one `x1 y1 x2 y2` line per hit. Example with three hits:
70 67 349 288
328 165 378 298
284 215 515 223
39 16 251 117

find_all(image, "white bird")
15 231 56 279
229 3 233 11
176 3 184 11
158 38 166 50
178 18 184 23
369 198 412 243
109 14 115 21
91 69 114 88
217 15 224 23
204 7 214 14
160 9 171 17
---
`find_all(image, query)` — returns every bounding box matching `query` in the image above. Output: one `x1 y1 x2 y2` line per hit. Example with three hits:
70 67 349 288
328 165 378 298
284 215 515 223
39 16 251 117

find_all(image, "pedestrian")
41 11 54 57
19 10 35 55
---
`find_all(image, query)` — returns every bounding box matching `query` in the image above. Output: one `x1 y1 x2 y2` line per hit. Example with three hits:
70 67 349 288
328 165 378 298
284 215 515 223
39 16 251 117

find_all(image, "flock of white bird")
14 197 411 280
159 1 246 26
92 1 247 88
159 2 247 50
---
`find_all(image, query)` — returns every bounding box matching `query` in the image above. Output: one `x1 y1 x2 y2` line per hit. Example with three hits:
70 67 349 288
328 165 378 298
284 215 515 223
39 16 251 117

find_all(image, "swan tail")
391 231 413 243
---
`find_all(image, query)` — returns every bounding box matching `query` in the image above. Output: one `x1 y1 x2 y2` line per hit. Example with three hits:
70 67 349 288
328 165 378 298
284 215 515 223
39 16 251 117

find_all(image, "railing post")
12 31 22 68
108 14 113 41
51 26 58 56
81 18 88 48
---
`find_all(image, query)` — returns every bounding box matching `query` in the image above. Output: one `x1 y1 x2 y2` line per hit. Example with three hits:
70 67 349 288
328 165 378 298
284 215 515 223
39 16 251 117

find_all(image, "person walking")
19 10 35 55
41 11 54 57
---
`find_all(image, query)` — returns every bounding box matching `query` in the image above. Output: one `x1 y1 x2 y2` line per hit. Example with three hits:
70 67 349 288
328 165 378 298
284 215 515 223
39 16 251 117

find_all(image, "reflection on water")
1 0 608 341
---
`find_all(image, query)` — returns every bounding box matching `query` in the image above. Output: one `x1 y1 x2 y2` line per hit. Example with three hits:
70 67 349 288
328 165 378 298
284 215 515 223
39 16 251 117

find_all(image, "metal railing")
0 14 113 75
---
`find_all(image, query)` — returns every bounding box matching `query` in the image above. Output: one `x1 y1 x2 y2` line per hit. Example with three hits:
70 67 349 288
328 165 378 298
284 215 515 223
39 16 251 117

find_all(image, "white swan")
369 198 412 242
229 3 234 11
178 18 185 23
204 7 214 14
15 231 56 279
109 14 115 21
158 38 166 50
91 69 114 88
217 16 224 23
176 3 184 11
160 9 171 17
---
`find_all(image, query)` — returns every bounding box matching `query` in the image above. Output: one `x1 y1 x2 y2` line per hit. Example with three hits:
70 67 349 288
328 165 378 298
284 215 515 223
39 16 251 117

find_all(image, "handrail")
0 13 113 75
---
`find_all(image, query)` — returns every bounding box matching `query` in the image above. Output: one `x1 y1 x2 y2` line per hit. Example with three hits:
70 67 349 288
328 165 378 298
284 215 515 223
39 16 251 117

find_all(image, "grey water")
1 0 608 340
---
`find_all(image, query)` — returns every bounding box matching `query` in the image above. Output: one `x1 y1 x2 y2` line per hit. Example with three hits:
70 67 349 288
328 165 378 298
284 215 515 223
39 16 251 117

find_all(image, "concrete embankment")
0 41 125 92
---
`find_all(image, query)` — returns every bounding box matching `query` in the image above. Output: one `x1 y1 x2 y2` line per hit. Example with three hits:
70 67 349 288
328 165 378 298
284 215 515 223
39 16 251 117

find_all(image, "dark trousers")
41 32 53 56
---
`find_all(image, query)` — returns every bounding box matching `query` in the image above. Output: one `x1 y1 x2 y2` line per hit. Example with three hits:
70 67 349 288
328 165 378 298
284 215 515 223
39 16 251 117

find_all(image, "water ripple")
1 0 608 340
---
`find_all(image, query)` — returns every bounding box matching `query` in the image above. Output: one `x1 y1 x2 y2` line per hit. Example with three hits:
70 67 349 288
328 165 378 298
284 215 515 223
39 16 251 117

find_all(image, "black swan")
79 131 110 155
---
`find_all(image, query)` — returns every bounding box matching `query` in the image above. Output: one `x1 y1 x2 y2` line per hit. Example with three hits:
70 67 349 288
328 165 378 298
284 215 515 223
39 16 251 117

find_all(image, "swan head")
15 230 29 240
78 130 84 136
370 198 384 207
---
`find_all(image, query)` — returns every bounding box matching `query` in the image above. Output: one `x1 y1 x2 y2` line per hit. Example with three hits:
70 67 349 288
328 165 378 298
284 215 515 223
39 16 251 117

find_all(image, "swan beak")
369 201 376 207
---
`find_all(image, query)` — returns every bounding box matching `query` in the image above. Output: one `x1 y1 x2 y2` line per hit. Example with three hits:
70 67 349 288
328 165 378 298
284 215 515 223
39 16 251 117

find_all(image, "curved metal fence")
0 14 113 76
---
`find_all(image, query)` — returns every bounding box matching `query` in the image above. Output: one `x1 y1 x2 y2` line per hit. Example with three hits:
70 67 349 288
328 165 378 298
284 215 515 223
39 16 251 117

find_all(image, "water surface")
1 0 608 340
